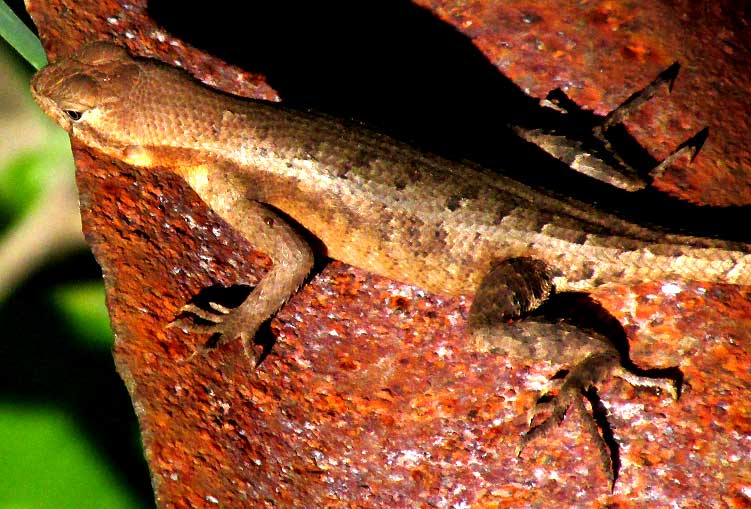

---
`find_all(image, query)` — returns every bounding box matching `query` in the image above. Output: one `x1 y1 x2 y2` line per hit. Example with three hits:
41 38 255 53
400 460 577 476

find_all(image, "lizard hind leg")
468 260 680 488
590 61 709 183
516 349 622 489
468 256 555 340
511 320 680 489
594 62 681 138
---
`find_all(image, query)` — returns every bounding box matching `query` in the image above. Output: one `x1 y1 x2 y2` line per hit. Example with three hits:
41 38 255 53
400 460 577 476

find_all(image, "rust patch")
25 0 751 507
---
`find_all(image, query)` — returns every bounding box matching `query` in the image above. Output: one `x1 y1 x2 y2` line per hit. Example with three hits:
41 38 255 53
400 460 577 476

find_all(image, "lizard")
30 41 751 488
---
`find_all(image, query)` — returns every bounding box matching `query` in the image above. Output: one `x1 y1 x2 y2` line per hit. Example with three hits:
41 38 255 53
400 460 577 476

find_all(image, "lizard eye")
64 110 83 121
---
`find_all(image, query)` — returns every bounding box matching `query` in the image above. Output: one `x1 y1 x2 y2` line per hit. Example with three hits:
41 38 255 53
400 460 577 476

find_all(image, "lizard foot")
168 285 263 362
516 352 680 490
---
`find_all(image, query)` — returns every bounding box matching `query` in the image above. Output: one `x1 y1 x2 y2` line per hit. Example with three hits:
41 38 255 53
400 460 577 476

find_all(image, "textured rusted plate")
416 0 751 207
26 0 751 507
26 0 278 101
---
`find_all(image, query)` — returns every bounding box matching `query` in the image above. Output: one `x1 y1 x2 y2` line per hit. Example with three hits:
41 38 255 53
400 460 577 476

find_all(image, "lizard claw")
517 353 680 491
168 289 262 363
174 301 233 319
168 317 227 335
171 302 229 324
648 126 709 181
612 366 680 400
517 379 616 490
522 375 565 426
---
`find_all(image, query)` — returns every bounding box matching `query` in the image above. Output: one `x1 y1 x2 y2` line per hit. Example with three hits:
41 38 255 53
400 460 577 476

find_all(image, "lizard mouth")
30 67 74 132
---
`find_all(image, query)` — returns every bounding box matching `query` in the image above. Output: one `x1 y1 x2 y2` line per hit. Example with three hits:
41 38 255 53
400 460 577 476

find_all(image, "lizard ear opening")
61 74 101 109
55 74 101 122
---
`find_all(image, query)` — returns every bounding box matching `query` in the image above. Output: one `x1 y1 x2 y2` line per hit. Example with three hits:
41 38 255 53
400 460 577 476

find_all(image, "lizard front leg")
170 168 314 362
468 257 678 488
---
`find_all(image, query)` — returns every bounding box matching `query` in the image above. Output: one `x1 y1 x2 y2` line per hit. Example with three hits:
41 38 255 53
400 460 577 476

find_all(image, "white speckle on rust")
435 345 452 358
612 401 646 421
395 449 422 467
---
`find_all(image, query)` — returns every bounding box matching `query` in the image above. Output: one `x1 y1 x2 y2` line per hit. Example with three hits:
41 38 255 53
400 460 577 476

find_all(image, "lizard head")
31 41 141 143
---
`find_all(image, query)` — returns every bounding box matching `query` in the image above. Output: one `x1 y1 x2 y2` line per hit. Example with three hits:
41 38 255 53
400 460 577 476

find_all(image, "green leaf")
0 1 46 70
0 125 70 221
50 282 113 349
0 405 140 509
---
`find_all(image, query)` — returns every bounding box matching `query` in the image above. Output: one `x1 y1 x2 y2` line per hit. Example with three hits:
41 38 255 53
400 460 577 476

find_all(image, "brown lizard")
30 42 751 488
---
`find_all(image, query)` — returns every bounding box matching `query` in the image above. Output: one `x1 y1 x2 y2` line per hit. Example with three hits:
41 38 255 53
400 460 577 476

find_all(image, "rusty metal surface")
26 0 751 507
26 0 278 101
417 0 751 206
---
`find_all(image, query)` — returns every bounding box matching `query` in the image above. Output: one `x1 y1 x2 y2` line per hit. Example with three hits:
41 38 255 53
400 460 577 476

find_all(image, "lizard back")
30 42 751 295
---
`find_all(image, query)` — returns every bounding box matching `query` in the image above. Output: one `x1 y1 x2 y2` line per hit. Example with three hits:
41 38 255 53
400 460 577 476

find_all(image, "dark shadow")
181 282 253 311
527 292 681 484
149 0 541 168
149 0 751 242
0 252 155 508
536 292 682 393
584 386 620 488
11 0 742 501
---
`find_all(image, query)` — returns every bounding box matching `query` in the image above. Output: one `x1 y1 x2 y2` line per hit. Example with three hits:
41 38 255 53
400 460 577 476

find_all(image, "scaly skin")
30 42 751 488
30 44 751 296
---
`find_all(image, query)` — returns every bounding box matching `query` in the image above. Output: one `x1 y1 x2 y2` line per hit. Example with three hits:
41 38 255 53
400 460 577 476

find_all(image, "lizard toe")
170 298 264 364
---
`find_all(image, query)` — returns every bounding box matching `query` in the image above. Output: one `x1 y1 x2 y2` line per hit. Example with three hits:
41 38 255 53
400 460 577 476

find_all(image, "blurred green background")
0 4 154 508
